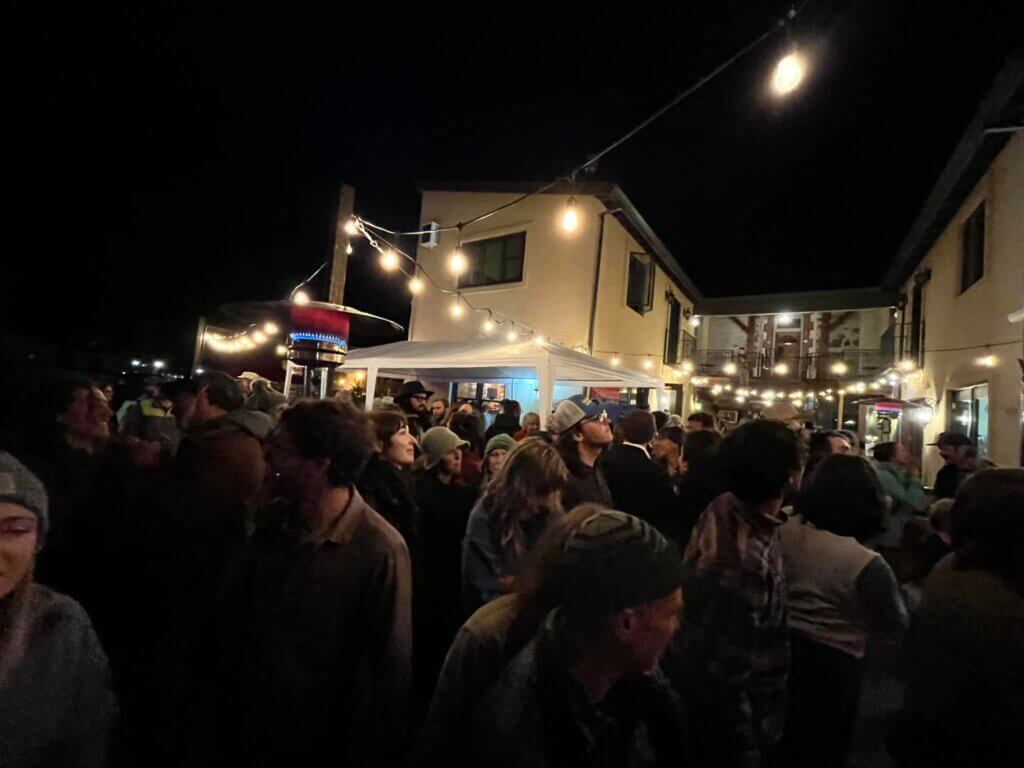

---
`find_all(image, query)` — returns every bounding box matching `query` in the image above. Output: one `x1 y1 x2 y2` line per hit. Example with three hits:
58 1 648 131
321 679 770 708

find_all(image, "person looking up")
551 400 613 508
929 432 974 499
681 419 803 768
462 438 568 614
685 411 717 434
0 452 117 768
776 454 907 766
396 381 434 440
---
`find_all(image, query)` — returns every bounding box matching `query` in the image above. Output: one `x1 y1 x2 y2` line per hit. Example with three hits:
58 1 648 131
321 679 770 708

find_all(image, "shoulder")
26 585 108 667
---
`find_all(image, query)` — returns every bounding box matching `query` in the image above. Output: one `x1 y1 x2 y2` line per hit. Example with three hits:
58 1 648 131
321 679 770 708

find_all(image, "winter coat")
359 454 420 563
599 444 682 542
873 460 925 549
0 585 117 768
470 610 687 768
213 487 412 766
562 459 613 510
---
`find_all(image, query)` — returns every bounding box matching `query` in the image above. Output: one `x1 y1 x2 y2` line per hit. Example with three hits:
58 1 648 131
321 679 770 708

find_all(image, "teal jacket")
873 461 924 549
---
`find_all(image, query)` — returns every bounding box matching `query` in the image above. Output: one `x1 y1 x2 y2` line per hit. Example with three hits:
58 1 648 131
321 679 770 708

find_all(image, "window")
960 202 985 293
458 232 526 289
665 295 682 364
949 383 989 457
627 252 655 314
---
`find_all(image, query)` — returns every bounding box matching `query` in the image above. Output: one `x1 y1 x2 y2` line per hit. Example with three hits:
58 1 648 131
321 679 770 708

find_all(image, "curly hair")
482 438 569 561
279 399 373 487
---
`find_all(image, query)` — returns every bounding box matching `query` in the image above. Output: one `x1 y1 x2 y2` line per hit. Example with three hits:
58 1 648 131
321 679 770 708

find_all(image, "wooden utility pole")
328 183 356 305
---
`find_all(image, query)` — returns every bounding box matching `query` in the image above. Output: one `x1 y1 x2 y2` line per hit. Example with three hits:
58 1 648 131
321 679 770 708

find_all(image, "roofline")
694 287 898 317
882 49 1024 290
418 180 703 301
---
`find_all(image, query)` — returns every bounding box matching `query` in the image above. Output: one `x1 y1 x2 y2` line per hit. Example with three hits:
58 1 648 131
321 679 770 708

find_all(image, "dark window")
682 330 697 360
458 232 526 289
665 295 682 364
627 253 655 315
960 202 985 293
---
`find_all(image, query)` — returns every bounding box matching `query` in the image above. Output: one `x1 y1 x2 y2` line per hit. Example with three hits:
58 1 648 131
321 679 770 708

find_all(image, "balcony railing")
693 348 892 382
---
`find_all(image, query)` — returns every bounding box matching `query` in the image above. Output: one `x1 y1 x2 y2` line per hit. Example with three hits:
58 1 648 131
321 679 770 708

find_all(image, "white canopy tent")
342 339 667 427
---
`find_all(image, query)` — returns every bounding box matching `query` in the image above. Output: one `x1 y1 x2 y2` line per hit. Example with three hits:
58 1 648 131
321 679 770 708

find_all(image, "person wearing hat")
119 376 182 454
469 510 687 767
482 432 515 484
0 452 117 767
551 399 613 508
414 427 479 701
396 381 435 441
245 378 289 420
930 432 974 499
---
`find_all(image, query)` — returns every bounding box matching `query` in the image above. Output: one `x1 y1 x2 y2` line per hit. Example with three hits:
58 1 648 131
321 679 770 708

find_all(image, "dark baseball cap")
189 370 245 411
928 432 973 447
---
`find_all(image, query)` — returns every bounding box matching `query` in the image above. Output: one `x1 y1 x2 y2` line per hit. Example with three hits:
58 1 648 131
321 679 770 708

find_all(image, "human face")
440 449 462 477
383 426 417 467
409 394 429 413
938 444 957 464
102 385 114 403
486 448 508 476
431 401 447 419
58 386 112 446
829 435 852 454
579 416 612 447
617 587 684 674
264 427 327 501
0 503 39 599
684 419 705 434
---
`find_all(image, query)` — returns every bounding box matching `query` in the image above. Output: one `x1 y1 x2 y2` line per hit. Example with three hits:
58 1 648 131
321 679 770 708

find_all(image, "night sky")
5 1 1022 365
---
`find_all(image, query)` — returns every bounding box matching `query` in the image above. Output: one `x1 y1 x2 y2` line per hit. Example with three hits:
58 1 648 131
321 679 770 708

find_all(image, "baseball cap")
549 400 603 436
928 432 973 447
421 427 469 469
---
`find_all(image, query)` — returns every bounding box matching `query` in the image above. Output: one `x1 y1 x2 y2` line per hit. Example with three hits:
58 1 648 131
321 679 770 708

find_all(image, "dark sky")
5 1 1022 364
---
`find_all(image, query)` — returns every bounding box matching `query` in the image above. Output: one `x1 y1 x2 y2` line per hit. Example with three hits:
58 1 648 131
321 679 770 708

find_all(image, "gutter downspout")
587 208 620 355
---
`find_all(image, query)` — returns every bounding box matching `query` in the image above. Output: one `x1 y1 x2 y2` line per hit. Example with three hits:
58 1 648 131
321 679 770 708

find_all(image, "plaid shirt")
681 492 789 767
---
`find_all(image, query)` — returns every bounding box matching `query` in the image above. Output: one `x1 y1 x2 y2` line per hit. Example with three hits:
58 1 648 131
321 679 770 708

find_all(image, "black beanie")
545 510 684 621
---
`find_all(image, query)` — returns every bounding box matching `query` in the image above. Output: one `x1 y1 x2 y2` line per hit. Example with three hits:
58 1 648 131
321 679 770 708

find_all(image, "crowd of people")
1 369 1022 767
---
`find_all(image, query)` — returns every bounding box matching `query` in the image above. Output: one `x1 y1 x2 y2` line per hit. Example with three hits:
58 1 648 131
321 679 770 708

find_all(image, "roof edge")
694 287 897 316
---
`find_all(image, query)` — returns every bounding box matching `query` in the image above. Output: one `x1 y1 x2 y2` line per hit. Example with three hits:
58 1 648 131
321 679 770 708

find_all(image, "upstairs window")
960 202 985 293
458 231 526 289
665 295 682 364
627 252 655 315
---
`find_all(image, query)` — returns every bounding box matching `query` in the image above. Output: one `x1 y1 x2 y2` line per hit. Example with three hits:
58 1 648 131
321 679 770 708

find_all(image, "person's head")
100 382 115 404
546 510 685 675
456 402 475 416
796 454 885 541
421 427 469 478
685 412 717 434
0 453 48 601
237 372 264 395
838 430 861 456
681 429 721 476
931 432 973 466
189 370 245 428
653 411 670 433
652 427 684 475
521 412 541 434
950 469 1024 590
718 420 803 505
369 410 416 467
396 381 433 415
873 441 912 467
829 432 853 455
265 399 373 503
928 498 954 534
619 409 657 446
484 433 516 479
447 411 485 456
40 373 112 451
500 399 522 422
760 402 801 431
428 396 449 420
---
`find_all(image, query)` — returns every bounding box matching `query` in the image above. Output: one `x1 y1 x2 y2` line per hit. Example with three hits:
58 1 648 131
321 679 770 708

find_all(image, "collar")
621 442 651 459
712 491 785 531
300 486 371 546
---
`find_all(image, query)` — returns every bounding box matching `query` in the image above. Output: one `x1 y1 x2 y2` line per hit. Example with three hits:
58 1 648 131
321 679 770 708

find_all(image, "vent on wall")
420 222 440 248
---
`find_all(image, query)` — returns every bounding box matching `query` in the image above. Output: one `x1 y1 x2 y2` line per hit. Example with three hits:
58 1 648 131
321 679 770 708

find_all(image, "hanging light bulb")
830 361 849 375
275 345 288 357
561 197 579 232
293 290 311 305
263 322 279 335
379 249 400 271
252 330 267 344
610 356 621 367
773 362 789 375
642 358 653 370
448 249 468 275
723 362 738 375
345 243 354 256
533 335 547 346
689 315 701 328
408 276 424 295
482 318 495 333
343 218 359 236
898 359 916 372
681 360 694 374
449 298 464 319
772 51 806 95
506 329 518 342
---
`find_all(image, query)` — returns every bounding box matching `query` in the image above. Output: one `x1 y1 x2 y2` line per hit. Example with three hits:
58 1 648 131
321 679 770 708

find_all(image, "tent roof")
342 339 666 389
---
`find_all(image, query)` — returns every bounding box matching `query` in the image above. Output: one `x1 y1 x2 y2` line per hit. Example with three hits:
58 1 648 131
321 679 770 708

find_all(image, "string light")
293 290 311 305
611 356 621 366
449 297 464 319
689 316 701 328
343 218 359 236
773 362 789 375
263 322 279 335
408 276 424 295
723 362 738 375
533 335 547 346
482 318 495 333
830 361 848 375
506 329 518 343
448 249 468 276
379 249 400 271
252 330 267 344
561 197 579 232
681 360 694 374
898 359 916 372
345 243 354 256
976 354 997 368
153 360 165 370
772 51 806 95
643 358 653 370
778 312 794 324
275 345 288 356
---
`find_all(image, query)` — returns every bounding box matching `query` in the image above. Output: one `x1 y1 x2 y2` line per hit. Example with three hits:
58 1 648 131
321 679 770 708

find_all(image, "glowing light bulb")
772 52 805 95
195 367 205 375
533 335 547 346
263 322 279 335
778 312 794 324
379 249 400 271
408 276 424 294
293 290 311 305
153 360 165 370
898 359 916 372
343 218 359 236
976 354 997 368
736 395 746 404
723 362 738 375
689 316 701 328
643 359 653 369
275 345 288 356
449 300 464 319
482 319 495 333
681 360 694 374
561 197 579 232
448 249 468 275
830 361 848 375
131 359 141 366
773 362 789 375
610 356 621 367
345 243 353 256
506 330 518 342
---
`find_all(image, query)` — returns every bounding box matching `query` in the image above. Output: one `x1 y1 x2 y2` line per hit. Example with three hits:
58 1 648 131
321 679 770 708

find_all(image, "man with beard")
395 381 434 440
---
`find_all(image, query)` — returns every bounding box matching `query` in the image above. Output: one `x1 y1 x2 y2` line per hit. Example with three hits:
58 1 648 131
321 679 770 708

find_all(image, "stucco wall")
902 132 1024 479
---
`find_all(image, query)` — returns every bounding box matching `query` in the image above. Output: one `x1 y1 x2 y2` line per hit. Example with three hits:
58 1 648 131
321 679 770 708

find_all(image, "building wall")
901 132 1024 479
410 190 695 410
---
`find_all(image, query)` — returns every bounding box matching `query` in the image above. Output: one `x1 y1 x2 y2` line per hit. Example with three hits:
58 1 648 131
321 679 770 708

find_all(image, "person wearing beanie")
413 427 478 706
0 452 118 768
470 509 686 767
482 432 515 483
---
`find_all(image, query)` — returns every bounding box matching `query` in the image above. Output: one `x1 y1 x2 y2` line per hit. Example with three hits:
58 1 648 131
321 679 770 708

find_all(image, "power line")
924 339 1021 354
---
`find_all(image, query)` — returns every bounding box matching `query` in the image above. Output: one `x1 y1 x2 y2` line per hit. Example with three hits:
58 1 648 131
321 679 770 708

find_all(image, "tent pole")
363 366 378 411
538 358 555 431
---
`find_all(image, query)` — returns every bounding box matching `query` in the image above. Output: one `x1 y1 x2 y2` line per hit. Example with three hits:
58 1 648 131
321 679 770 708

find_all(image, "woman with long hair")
0 452 117 767
461 438 569 614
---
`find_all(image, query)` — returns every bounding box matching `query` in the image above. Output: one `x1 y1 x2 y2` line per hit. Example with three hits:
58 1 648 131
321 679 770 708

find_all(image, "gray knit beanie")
0 452 49 536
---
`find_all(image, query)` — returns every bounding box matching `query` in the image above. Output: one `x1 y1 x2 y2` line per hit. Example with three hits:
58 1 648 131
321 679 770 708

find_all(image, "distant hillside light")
772 52 805 95
561 197 579 232
448 249 468 276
